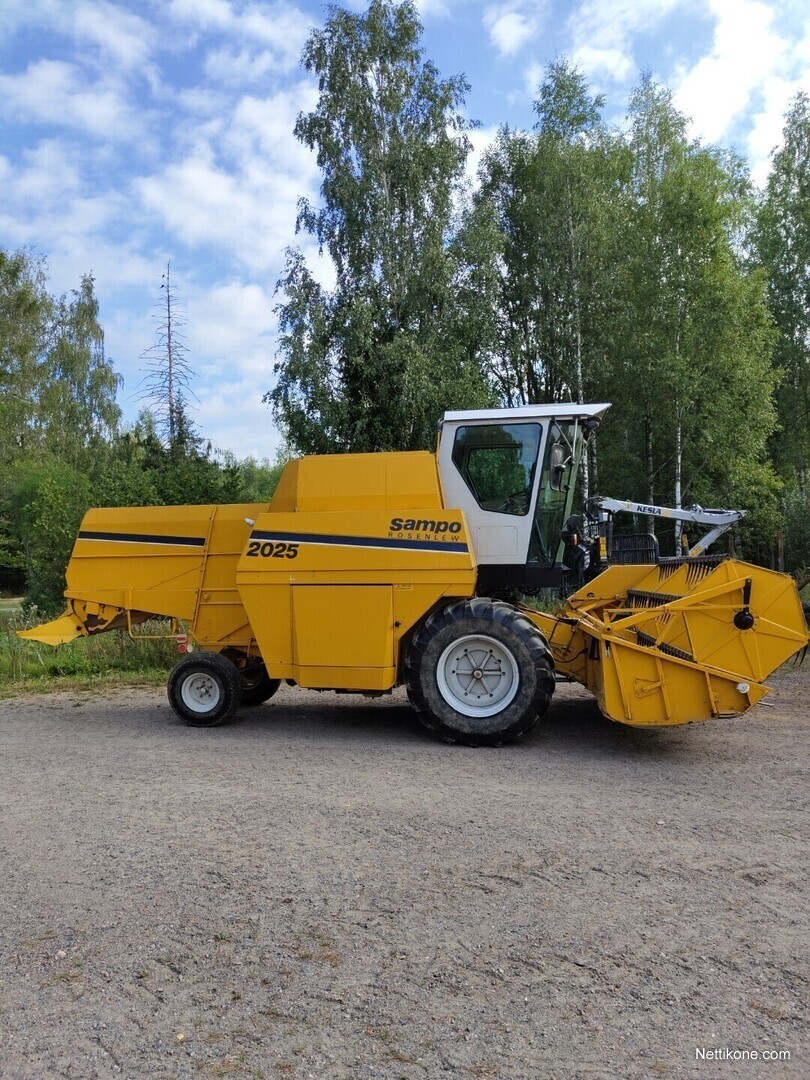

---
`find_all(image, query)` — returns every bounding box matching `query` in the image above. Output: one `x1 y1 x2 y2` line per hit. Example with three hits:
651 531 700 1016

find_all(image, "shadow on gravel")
26 680 721 762
172 683 695 762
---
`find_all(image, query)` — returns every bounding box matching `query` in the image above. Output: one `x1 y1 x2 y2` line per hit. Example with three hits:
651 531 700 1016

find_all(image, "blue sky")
1 0 808 460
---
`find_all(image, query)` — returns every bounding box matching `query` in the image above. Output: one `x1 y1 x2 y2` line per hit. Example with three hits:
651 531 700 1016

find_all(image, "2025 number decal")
246 540 300 559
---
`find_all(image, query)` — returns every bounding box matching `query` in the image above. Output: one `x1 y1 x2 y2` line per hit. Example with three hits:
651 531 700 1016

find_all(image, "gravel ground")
0 667 807 1080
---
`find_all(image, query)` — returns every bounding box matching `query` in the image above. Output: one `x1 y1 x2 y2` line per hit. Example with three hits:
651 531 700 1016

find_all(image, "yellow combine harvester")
21 404 808 744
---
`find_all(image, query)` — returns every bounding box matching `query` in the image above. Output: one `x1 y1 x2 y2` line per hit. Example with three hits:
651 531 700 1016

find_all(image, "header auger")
20 404 808 745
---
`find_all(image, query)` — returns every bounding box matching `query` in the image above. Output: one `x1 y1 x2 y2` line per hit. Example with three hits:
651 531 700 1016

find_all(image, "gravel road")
1 667 807 1080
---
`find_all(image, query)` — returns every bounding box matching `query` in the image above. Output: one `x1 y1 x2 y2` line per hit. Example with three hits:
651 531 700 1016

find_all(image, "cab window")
452 424 542 516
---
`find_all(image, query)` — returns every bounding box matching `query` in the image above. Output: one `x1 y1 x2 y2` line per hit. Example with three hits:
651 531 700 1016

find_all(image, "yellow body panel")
236 507 476 689
32 503 268 650
269 450 442 514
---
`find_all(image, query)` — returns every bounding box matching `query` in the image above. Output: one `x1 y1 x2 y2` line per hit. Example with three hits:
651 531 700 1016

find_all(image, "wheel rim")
241 667 264 690
436 634 520 718
180 671 222 714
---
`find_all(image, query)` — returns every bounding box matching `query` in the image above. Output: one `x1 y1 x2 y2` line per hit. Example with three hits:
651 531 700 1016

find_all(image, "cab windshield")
529 421 579 564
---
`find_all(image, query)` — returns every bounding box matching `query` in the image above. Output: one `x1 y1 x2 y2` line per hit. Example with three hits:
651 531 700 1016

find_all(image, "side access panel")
292 586 394 686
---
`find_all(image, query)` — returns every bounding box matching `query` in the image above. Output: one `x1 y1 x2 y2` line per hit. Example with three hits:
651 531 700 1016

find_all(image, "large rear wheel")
405 599 554 745
168 652 242 727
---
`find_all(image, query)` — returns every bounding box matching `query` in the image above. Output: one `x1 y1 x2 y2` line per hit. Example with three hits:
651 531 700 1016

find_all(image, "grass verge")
0 606 178 696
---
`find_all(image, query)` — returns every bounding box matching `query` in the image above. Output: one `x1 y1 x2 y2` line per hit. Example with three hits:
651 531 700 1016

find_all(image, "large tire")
405 598 554 746
239 663 281 707
168 652 242 727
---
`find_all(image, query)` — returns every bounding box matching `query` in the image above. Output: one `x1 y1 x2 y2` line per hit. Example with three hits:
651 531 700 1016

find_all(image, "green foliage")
0 255 121 467
37 273 122 460
475 60 629 409
589 76 778 553
5 456 91 612
753 91 810 483
0 608 178 687
2 49 808 615
468 65 783 557
269 0 493 454
782 482 810 577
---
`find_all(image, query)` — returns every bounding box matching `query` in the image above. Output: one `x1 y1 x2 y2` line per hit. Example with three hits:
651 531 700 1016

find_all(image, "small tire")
405 598 554 746
168 652 242 727
239 663 281 707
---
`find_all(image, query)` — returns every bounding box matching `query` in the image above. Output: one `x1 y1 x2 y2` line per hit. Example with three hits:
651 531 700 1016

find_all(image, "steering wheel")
500 488 530 515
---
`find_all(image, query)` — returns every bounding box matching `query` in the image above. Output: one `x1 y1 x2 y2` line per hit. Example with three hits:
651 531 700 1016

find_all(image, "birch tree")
269 0 492 454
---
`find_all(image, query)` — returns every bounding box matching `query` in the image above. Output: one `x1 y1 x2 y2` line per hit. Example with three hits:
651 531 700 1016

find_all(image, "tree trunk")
165 262 175 444
567 187 588 503
674 404 682 548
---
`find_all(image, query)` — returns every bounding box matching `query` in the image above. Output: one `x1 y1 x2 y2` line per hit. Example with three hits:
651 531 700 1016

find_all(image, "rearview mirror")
549 443 566 491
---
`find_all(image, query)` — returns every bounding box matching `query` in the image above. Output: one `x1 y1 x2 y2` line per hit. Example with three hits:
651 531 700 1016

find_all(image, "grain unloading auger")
20 404 808 745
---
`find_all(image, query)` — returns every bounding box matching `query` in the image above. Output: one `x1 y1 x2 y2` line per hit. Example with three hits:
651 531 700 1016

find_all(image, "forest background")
1 0 808 615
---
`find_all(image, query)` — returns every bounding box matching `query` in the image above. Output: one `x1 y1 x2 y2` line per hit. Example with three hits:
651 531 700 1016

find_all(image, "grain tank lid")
268 451 443 513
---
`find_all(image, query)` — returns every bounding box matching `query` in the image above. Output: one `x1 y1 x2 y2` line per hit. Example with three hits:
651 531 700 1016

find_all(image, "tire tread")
405 599 554 746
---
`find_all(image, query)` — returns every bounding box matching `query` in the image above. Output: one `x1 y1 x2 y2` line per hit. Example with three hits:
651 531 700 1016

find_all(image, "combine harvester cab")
20 403 808 744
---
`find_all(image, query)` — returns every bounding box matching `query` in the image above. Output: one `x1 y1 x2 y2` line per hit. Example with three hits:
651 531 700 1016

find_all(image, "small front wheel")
168 652 242 727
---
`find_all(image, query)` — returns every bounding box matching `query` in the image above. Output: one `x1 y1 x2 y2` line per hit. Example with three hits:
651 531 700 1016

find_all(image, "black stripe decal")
250 530 468 554
78 530 206 547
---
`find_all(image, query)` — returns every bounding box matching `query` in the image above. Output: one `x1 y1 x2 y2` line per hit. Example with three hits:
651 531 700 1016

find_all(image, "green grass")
0 606 180 694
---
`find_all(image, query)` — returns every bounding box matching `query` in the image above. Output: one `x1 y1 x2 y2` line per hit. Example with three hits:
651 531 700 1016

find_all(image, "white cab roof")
442 403 611 424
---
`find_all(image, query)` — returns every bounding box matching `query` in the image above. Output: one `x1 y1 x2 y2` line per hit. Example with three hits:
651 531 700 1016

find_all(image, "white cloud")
567 0 687 83
573 45 633 83
673 0 787 143
178 280 283 456
196 376 283 460
0 0 63 33
748 73 807 186
166 2 312 83
72 1 156 70
463 123 500 188
669 0 810 184
166 0 233 29
167 0 311 44
187 281 276 376
415 0 455 16
204 45 295 84
0 59 143 141
523 61 543 98
484 3 546 57
1 1 155 71
0 140 126 253
225 85 318 159
135 84 320 274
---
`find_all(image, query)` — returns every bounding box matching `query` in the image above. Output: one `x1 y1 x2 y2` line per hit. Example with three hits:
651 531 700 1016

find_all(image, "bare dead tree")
138 262 197 446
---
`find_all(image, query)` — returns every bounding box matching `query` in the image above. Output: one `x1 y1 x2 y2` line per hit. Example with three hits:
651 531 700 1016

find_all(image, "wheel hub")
180 672 222 714
437 634 520 718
